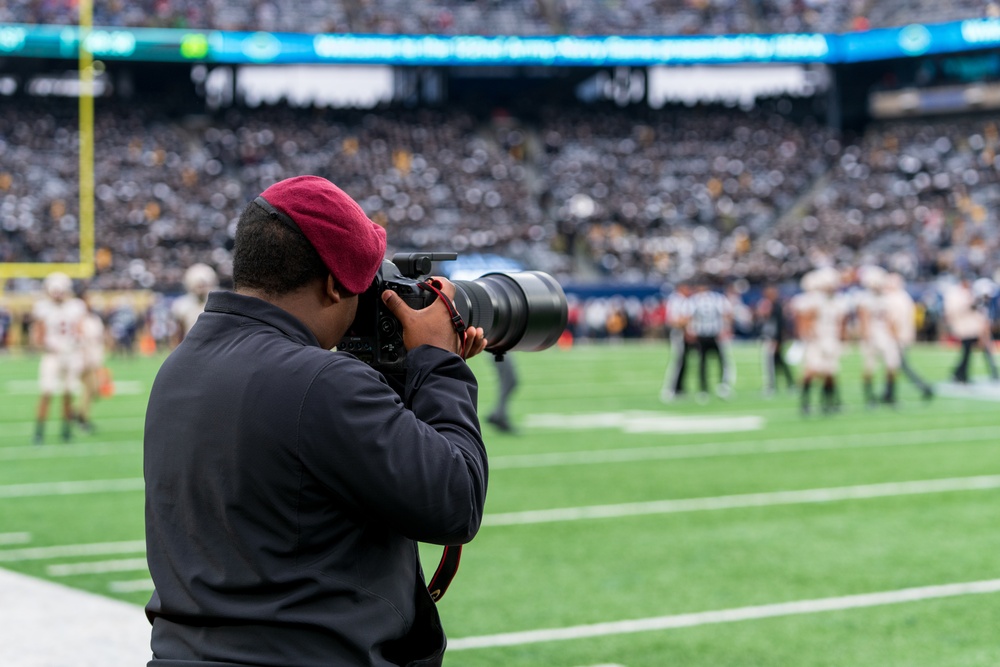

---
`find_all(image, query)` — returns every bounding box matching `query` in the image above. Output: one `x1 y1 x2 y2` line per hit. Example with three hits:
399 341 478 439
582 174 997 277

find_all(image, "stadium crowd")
0 0 997 35
4 98 1000 296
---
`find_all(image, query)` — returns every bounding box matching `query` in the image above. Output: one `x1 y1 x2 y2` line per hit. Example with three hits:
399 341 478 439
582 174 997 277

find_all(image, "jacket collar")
204 291 322 348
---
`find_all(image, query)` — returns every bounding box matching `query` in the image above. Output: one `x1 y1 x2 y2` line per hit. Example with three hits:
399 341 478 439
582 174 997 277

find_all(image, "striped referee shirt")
687 290 731 337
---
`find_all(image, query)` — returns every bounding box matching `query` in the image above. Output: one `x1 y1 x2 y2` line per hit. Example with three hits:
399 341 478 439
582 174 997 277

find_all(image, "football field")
1 341 999 666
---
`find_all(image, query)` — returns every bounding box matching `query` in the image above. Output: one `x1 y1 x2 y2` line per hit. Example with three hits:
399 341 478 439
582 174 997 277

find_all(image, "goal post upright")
0 0 95 284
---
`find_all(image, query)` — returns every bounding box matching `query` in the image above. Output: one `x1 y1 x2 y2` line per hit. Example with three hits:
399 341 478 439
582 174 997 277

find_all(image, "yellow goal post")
0 0 95 284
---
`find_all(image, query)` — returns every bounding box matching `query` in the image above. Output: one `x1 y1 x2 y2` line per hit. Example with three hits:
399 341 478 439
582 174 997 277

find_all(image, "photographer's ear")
325 274 343 304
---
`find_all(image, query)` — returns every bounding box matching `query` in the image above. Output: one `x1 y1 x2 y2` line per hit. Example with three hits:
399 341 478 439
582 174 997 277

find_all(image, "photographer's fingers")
381 289 462 355
462 327 487 359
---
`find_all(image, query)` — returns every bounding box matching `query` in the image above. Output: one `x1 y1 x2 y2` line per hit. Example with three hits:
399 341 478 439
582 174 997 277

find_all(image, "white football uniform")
33 297 87 394
80 312 106 371
171 294 208 339
882 287 917 348
857 289 901 372
794 290 848 375
944 283 987 340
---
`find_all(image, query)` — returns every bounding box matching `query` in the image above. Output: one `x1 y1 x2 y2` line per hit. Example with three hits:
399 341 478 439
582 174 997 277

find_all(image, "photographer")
143 175 488 667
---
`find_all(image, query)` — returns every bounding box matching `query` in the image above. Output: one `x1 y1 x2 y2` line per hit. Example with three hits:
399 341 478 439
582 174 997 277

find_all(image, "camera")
341 252 568 379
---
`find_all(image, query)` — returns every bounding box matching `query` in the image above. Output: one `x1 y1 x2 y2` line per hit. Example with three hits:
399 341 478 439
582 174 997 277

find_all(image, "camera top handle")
391 252 457 279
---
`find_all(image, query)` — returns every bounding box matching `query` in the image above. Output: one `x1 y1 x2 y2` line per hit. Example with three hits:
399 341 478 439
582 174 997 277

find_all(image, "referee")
688 280 734 400
660 282 694 402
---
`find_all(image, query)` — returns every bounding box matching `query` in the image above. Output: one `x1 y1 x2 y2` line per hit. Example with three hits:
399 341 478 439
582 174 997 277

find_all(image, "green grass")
1 341 999 666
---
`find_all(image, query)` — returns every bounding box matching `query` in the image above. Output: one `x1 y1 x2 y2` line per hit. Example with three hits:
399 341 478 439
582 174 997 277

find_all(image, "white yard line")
108 578 155 593
0 540 146 563
485 475 1000 527
0 478 144 499
48 558 149 577
449 579 1000 650
490 425 1000 470
0 567 151 667
0 442 141 461
0 417 146 439
3 380 144 395
0 532 31 546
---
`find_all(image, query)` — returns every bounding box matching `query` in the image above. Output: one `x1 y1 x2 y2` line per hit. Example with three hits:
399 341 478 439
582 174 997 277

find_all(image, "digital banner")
0 18 998 66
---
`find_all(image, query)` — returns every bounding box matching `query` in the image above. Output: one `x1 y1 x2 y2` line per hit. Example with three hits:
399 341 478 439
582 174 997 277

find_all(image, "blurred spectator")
0 0 991 35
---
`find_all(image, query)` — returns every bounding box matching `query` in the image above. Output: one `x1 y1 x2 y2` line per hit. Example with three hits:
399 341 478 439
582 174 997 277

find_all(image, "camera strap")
414 278 468 601
427 545 462 602
418 280 468 354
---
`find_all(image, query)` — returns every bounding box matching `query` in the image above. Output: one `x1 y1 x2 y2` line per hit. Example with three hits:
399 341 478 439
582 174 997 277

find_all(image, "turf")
1 340 998 666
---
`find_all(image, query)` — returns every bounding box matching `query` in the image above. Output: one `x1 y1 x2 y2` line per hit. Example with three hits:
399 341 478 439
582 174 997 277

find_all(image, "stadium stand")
0 0 994 35
2 95 999 291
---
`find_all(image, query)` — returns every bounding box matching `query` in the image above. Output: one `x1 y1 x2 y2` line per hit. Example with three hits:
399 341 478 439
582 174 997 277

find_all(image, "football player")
856 266 902 407
944 277 998 383
792 267 848 415
883 272 934 399
171 263 218 346
76 294 107 433
31 272 86 444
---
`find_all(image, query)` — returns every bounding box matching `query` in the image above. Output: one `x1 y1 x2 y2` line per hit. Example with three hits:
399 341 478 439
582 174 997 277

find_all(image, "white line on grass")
0 417 146 439
490 425 1000 470
0 532 31 545
47 558 149 577
524 412 764 434
0 478 144 499
3 380 144 395
108 578 155 593
0 442 141 461
484 475 1000 526
0 540 145 562
449 578 1000 650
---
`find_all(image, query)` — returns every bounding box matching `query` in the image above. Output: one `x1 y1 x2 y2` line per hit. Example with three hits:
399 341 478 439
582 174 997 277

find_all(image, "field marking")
48 558 149 577
484 474 1000 527
934 379 1000 402
3 380 144 395
0 532 31 546
0 478 144 499
108 578 154 593
449 578 1000 650
0 417 147 439
0 441 141 461
0 540 145 563
525 411 764 434
490 425 1000 470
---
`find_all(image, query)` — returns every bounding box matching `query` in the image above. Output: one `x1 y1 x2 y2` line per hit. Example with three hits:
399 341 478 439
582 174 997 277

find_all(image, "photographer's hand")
381 277 487 358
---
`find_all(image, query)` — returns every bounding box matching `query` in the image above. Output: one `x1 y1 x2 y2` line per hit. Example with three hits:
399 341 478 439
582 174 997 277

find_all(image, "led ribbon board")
2 19 1000 66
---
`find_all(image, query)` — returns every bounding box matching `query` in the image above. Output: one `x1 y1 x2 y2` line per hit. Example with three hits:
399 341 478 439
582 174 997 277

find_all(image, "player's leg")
661 328 686 401
899 345 933 399
952 338 975 383
761 339 776 395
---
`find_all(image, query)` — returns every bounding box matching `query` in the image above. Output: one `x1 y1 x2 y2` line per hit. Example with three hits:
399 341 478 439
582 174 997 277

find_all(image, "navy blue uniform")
144 291 487 666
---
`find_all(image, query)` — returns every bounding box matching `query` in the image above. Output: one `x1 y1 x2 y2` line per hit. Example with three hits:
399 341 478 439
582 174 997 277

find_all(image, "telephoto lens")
451 271 568 356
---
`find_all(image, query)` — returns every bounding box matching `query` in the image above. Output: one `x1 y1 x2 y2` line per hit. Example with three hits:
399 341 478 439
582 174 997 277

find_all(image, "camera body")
340 253 457 378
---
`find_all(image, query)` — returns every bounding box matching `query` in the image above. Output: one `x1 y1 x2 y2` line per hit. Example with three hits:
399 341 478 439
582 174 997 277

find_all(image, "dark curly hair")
232 199 329 296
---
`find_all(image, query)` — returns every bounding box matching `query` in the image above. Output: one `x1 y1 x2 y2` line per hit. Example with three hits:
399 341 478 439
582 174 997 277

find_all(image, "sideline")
0 567 150 667
449 578 1000 650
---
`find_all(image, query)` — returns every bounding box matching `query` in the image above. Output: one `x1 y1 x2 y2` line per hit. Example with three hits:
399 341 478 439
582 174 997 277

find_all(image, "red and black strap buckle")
427 545 462 602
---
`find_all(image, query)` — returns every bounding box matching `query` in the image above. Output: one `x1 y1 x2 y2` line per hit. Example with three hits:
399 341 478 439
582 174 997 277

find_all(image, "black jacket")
144 291 487 666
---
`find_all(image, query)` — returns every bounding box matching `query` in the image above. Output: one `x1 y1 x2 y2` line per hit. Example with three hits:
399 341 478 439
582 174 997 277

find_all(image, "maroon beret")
259 176 386 295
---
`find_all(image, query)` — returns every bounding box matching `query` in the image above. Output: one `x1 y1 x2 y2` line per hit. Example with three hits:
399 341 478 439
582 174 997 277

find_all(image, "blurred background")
0 0 999 343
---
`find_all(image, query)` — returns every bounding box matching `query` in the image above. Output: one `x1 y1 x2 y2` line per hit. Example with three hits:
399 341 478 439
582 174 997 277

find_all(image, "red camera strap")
418 279 470 358
416 279 468 600
427 545 462 602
